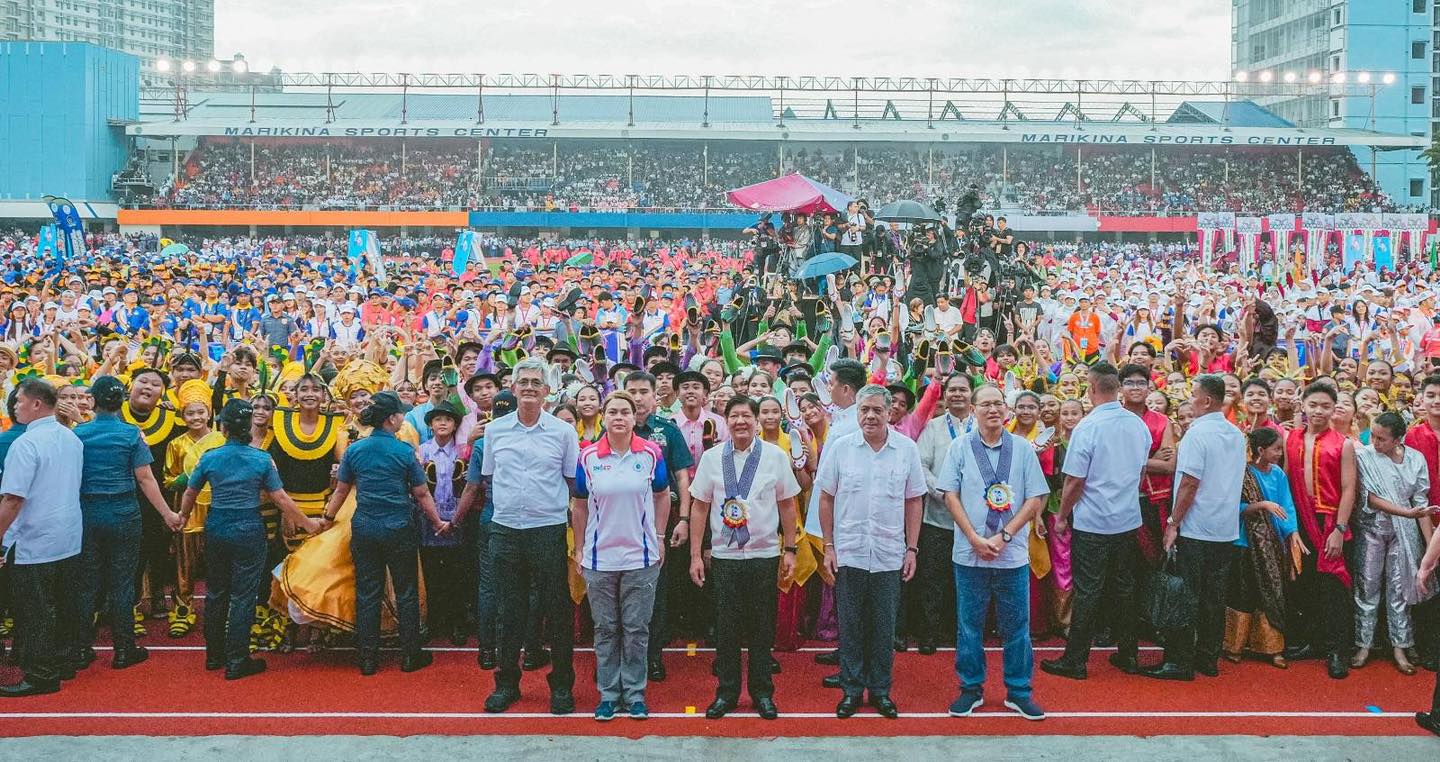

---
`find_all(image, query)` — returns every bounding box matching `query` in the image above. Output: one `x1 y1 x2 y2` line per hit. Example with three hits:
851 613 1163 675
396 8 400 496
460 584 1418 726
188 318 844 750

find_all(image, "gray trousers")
1353 513 1414 649
835 565 902 699
582 563 662 705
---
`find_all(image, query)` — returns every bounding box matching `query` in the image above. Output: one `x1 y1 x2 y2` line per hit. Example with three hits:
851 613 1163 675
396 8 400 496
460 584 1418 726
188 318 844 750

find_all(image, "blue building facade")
0 41 138 203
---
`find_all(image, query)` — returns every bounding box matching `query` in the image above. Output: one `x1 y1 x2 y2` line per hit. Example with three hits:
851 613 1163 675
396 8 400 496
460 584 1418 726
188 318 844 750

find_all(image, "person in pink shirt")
887 378 942 441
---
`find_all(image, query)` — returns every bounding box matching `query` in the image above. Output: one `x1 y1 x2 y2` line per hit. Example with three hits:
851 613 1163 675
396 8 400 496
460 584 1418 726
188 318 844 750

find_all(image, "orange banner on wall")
117 209 470 227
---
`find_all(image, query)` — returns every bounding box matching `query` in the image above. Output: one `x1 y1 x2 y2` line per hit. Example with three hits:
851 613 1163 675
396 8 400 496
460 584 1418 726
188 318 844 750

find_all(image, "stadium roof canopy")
131 90 1424 150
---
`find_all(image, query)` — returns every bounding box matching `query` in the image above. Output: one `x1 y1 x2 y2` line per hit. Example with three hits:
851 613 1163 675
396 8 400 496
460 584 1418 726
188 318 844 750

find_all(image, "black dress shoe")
647 655 666 681
484 687 521 713
814 650 840 665
0 679 60 697
917 643 938 656
769 656 782 675
755 696 779 720
57 663 76 681
705 696 736 719
836 694 863 718
869 694 900 719
1108 652 1140 675
448 628 468 647
893 638 909 653
549 687 575 715
822 672 841 689
1326 653 1350 679
1283 643 1316 661
75 647 97 668
401 650 433 673
225 658 267 681
359 658 379 676
1140 662 1194 681
477 648 497 670
1040 657 1087 680
112 646 149 670
1417 711 1440 737
522 648 551 671
1195 661 1219 677
205 654 225 671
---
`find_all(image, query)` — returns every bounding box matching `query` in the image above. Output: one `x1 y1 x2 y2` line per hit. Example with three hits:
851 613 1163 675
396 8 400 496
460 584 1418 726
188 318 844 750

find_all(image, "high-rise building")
1232 0 1432 208
1 0 213 85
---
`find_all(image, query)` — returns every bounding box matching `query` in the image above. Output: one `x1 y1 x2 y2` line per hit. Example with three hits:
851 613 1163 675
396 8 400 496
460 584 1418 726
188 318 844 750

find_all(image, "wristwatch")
1332 522 1347 534
1000 529 1013 543
905 546 919 554
1165 516 1178 527
783 546 798 554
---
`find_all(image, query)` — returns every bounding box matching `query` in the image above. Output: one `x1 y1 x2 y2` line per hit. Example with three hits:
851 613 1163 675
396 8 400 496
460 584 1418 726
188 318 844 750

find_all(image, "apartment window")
1331 98 1341 118
1411 179 1425 197
1416 41 1428 59
1415 86 1427 104
1333 8 1342 25
1416 0 1427 13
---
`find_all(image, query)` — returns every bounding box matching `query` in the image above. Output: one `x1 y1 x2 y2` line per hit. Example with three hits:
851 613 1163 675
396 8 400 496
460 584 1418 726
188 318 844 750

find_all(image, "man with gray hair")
477 358 581 715
817 384 928 719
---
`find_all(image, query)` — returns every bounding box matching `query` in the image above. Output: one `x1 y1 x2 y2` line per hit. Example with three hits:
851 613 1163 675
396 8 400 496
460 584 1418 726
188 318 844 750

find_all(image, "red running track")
0 637 1433 737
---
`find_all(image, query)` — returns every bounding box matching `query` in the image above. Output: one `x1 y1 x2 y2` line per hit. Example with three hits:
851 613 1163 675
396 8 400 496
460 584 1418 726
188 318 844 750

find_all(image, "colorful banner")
453 230 477 277
1373 235 1393 272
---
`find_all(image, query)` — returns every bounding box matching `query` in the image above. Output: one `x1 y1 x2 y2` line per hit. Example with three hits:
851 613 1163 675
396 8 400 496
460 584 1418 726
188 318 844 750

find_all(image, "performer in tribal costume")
122 366 183 636
163 379 224 637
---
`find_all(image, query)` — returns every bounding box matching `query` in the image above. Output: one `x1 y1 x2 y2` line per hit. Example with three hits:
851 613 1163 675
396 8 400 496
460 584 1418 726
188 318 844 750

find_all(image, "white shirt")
575 435 668 571
1174 411 1245 543
815 429 928 572
933 305 964 334
842 213 866 246
1062 400 1150 535
481 410 581 529
0 416 84 564
690 439 800 561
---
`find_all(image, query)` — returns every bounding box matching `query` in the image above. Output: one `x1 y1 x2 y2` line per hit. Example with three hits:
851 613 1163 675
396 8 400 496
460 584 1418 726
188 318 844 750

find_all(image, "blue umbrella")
160 243 191 259
796 252 858 279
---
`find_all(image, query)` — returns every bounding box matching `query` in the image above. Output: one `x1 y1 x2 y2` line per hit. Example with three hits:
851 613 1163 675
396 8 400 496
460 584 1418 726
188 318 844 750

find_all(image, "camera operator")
873 221 904 280
905 222 948 306
780 211 814 280
989 215 1015 258
744 213 780 277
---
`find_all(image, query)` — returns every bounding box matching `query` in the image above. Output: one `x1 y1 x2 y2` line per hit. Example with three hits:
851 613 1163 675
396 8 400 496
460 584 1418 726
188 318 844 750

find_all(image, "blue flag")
1343 234 1365 271
46 198 84 263
347 229 372 260
453 231 476 277
36 225 58 257
1373 235 1393 272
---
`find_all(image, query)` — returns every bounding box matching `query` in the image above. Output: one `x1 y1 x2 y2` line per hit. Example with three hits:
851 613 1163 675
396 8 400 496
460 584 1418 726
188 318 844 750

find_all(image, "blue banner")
1373 235 1393 272
1343 233 1365 271
46 198 84 262
346 229 373 260
36 225 58 257
453 230 476 277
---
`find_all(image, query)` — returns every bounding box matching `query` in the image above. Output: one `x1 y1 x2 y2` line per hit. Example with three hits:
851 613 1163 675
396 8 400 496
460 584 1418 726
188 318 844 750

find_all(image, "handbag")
1147 547 1196 632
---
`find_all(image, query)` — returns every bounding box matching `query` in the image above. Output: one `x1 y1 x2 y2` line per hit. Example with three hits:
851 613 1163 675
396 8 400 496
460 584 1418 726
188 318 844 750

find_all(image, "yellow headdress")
329 359 389 402
177 379 213 414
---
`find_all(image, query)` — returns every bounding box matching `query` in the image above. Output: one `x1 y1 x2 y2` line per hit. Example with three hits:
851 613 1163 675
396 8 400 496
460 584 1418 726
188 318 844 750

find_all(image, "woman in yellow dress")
272 359 422 640
163 379 225 637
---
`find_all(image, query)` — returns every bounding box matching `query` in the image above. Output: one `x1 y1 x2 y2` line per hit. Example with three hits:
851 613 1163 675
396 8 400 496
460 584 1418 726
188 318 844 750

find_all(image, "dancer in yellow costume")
272 360 423 637
122 366 183 636
163 379 225 637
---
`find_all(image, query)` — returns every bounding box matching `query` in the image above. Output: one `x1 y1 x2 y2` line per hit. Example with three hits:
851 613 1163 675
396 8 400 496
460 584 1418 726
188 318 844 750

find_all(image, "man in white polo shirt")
478 358 581 715
689 395 800 721
0 379 85 697
1142 374 1245 681
1041 362 1152 681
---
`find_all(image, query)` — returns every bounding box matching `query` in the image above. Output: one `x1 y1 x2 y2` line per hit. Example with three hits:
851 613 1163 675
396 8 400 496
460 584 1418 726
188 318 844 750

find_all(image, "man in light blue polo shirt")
940 384 1050 721
1041 362 1152 681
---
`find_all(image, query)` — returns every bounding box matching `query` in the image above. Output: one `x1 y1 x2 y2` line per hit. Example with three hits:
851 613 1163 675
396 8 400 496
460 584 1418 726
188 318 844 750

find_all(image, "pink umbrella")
726 173 854 215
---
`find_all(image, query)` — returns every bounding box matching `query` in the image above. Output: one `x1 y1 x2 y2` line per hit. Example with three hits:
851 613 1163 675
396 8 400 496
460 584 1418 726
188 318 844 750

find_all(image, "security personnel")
181 399 319 681
73 376 183 670
322 391 449 676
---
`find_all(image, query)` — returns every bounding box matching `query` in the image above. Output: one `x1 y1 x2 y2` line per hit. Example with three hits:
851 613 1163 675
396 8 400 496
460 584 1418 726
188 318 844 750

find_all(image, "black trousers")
135 488 173 605
351 523 422 659
649 518 710 657
901 522 955 647
710 556 778 701
9 552 81 687
1285 533 1353 657
420 544 465 635
75 513 142 652
490 522 574 693
203 531 266 667
1061 528 1140 664
835 565 902 698
1161 537 1235 669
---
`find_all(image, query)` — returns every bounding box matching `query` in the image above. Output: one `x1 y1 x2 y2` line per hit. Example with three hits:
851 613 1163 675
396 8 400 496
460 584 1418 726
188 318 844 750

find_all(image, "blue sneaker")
1003 695 1045 721
628 700 649 720
593 701 617 722
948 688 984 717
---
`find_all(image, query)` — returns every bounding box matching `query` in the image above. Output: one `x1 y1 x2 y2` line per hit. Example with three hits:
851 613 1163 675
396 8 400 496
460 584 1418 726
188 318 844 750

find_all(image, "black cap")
219 398 254 428
492 390 518 418
779 362 812 381
90 375 126 409
649 360 681 378
674 369 710 393
753 346 783 364
366 390 410 418
546 344 578 362
424 400 465 426
464 372 500 395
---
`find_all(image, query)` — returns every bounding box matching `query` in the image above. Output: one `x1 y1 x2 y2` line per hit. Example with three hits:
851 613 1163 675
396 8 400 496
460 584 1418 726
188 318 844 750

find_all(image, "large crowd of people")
0 215 1437 735
147 140 1400 215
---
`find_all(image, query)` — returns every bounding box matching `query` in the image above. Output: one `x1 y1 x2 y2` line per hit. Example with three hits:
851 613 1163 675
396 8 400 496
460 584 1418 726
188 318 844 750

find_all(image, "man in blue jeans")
938 384 1051 720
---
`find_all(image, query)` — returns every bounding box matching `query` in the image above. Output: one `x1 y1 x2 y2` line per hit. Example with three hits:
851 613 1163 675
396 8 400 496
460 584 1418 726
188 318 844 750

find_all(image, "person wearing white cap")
330 303 365 348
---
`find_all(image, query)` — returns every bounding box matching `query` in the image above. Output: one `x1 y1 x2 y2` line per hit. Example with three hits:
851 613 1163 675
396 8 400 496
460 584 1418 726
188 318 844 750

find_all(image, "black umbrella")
874 199 940 224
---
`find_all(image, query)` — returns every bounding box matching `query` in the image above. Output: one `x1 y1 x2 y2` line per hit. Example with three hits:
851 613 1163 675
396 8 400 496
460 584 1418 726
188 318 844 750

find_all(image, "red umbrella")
726 173 855 215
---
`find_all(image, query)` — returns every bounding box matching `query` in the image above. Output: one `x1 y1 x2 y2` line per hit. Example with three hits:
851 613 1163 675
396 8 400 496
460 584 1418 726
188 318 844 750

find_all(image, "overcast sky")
216 0 1232 80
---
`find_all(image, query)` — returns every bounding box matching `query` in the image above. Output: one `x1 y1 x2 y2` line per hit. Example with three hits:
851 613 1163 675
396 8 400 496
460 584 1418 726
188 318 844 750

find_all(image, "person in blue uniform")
72 376 184 670
321 391 449 676
180 399 321 680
